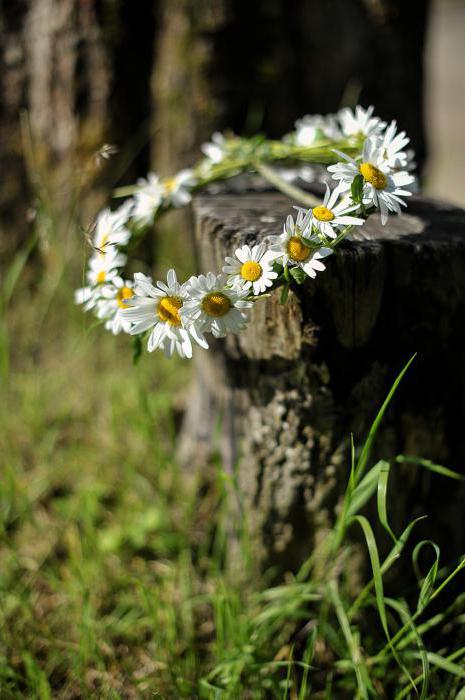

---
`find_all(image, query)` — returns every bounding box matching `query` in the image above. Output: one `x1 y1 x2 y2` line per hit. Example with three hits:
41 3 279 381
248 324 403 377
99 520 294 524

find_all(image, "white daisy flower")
74 285 97 311
308 184 365 239
121 270 207 358
132 169 196 225
338 105 386 139
294 113 342 147
92 200 132 253
132 173 164 226
268 212 333 280
222 243 278 294
378 120 410 170
327 137 415 225
75 250 127 311
162 168 196 208
180 273 253 338
86 249 126 286
201 132 227 164
404 149 417 173
95 278 135 335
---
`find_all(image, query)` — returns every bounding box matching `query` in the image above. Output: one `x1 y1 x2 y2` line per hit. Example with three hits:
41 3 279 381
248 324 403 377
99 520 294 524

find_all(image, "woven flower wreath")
76 105 416 359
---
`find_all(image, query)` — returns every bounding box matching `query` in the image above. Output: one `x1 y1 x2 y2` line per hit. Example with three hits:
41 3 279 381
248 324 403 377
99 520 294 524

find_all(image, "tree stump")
180 192 465 572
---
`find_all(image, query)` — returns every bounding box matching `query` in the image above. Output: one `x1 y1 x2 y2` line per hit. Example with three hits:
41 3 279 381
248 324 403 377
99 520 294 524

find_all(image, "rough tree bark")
0 0 110 257
180 192 465 571
0 0 155 260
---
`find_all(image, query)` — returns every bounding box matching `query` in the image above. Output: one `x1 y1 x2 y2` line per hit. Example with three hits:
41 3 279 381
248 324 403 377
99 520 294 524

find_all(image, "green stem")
253 161 319 207
374 556 465 661
114 184 140 198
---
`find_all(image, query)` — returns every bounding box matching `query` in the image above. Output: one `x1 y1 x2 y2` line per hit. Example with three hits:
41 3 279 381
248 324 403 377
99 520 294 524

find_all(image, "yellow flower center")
202 292 231 317
116 286 134 309
312 205 335 222
163 177 177 194
157 296 183 326
287 236 312 262
240 261 262 282
359 162 387 190
96 271 106 284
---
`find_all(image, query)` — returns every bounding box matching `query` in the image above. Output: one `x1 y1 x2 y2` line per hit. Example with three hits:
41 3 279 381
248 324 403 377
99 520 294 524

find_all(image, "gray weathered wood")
180 192 465 571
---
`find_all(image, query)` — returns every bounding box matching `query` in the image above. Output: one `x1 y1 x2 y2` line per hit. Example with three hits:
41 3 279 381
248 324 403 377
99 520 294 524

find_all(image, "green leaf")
395 647 465 700
280 283 290 304
386 597 429 700
346 460 383 518
412 540 440 612
328 580 373 700
351 174 364 204
1 231 37 306
429 555 465 604
289 266 307 284
22 652 52 700
335 356 416 552
349 516 426 620
355 354 416 483
377 461 397 543
414 652 465 679
298 627 317 700
351 515 417 693
395 455 464 481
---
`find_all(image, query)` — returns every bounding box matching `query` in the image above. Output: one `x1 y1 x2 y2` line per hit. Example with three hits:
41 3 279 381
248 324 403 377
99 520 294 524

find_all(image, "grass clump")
1 182 465 699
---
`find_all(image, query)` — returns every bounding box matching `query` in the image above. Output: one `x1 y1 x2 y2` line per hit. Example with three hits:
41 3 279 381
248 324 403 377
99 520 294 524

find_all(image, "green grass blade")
351 516 389 637
412 540 441 613
397 593 465 651
333 434 358 549
281 644 294 700
377 555 465 663
351 515 417 693
298 627 317 700
395 647 465 700
349 516 427 620
355 354 416 482
412 652 465 679
377 460 397 543
22 652 52 700
395 455 464 481
429 555 465 604
0 231 38 306
385 597 429 700
346 460 383 518
328 580 372 700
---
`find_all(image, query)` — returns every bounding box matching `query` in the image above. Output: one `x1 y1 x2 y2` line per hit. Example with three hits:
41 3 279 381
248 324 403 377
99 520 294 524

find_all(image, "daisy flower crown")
75 105 417 360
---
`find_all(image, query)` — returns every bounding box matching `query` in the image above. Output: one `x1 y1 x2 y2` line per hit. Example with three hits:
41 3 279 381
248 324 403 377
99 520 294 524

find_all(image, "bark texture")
0 0 111 256
0 0 155 259
180 192 465 571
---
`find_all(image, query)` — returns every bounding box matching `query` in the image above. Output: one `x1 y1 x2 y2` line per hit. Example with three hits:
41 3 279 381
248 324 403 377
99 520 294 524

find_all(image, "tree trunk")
0 0 156 260
180 192 465 572
0 0 110 257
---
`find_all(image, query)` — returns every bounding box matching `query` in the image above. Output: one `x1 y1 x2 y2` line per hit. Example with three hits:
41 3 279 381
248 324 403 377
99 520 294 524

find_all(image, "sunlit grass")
1 175 465 698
